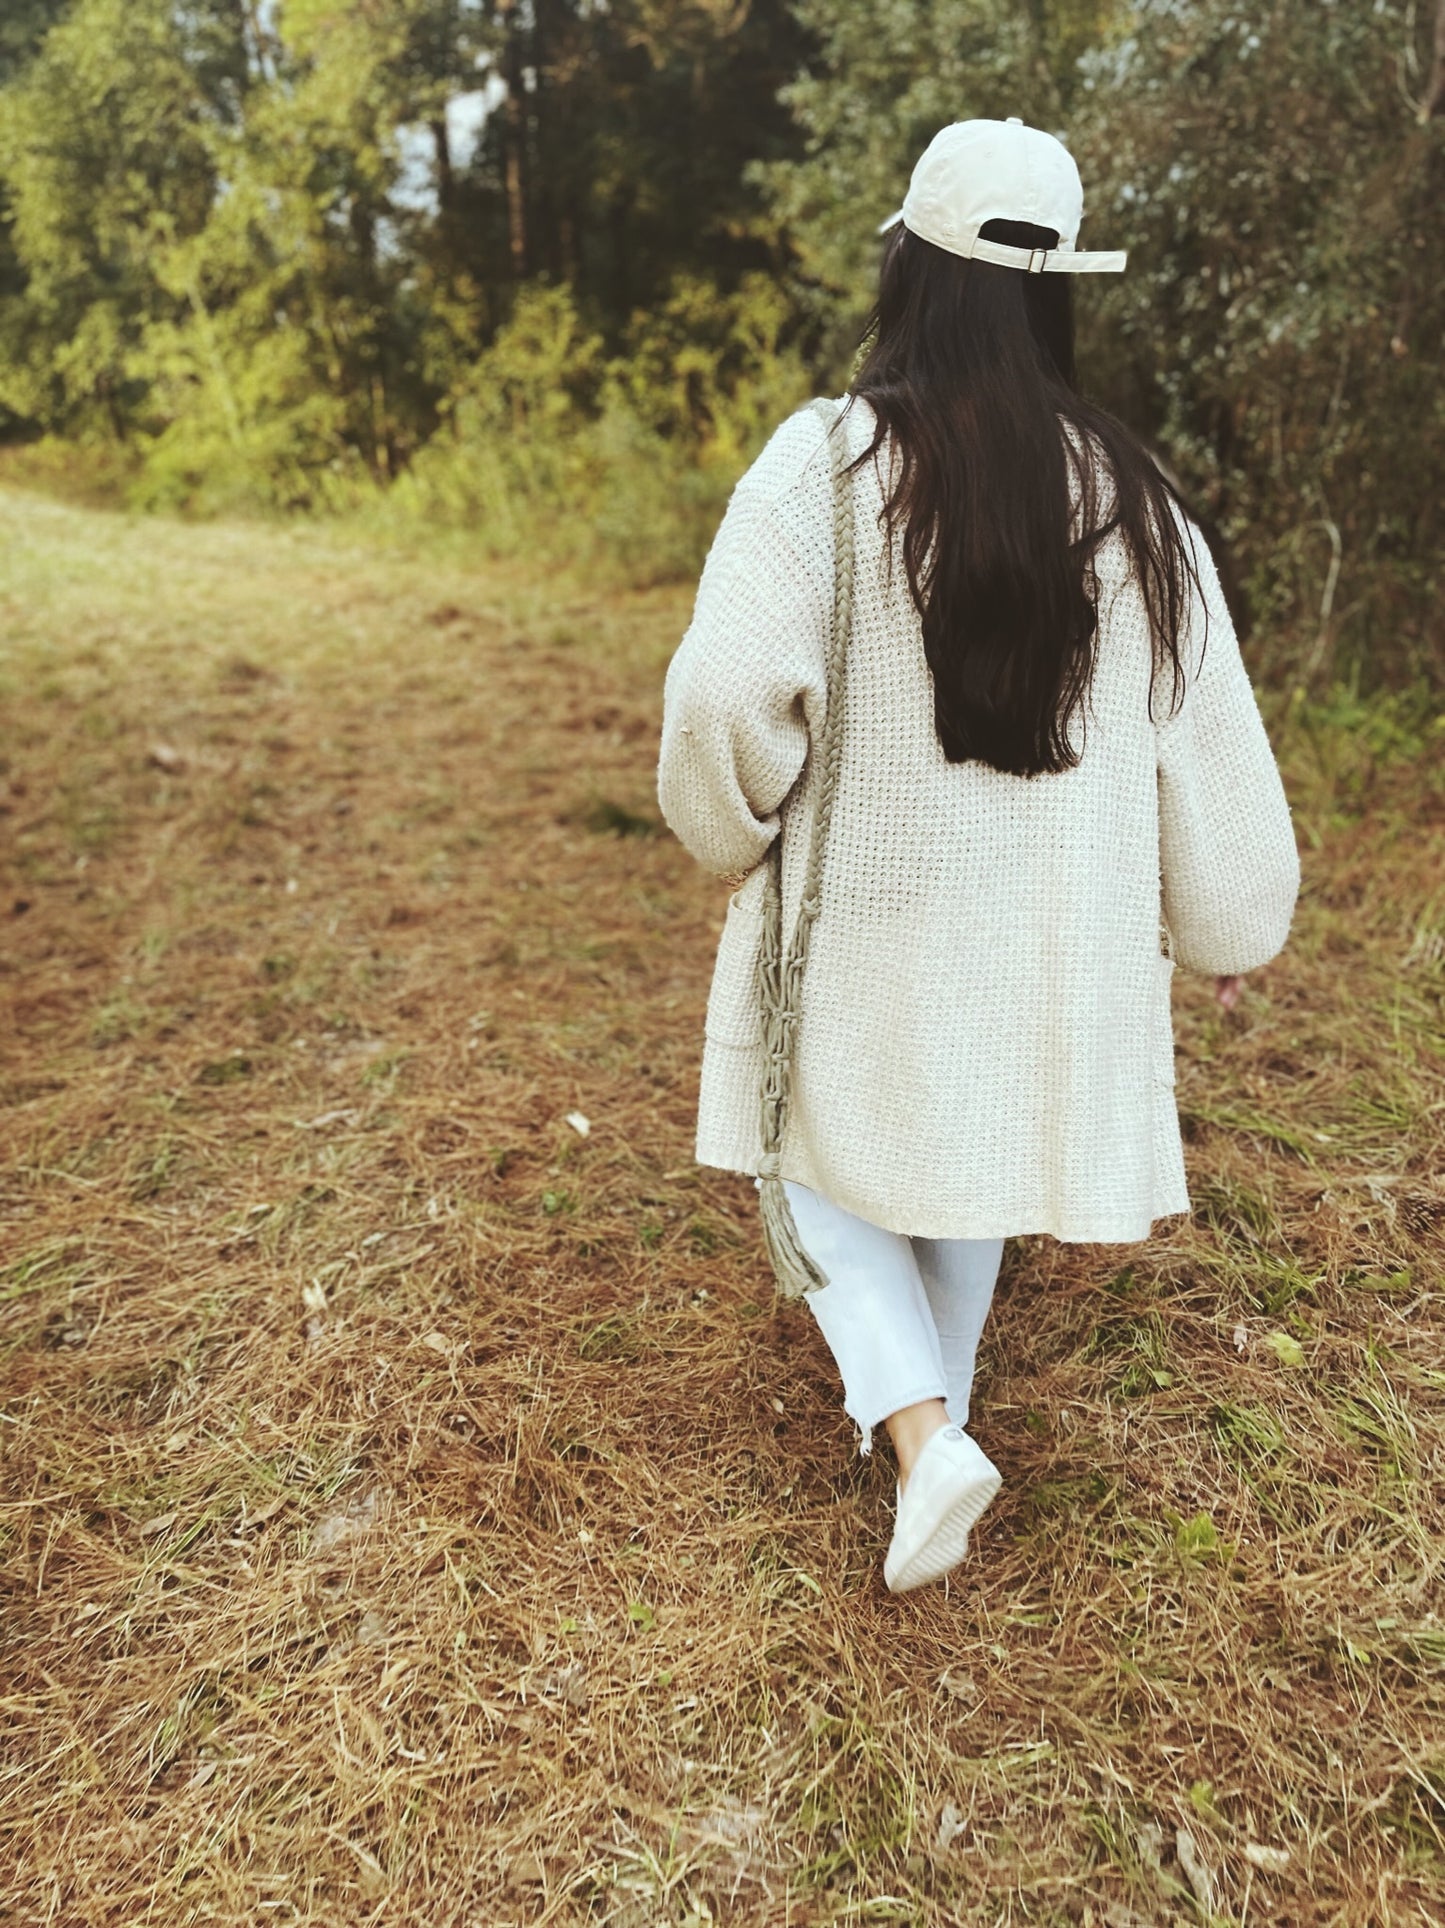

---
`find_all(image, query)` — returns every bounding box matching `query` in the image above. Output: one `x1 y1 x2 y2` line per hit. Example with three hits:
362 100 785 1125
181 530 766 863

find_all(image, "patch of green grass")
196 1053 253 1085
684 1215 728 1257
1188 1101 1323 1164
1169 1509 1229 1564
1246 1257 1323 1317
1340 1267 1414 1297
1021 1472 1109 1522
575 1313 644 1363
1084 1311 1176 1396
130 1135 178 1199
580 796 662 839
1 1234 86 1291
1195 1176 1279 1244
91 995 146 1047
1211 1401 1288 1465
1209 1398 1339 1533
1337 1368 1421 1493
360 1049 409 1088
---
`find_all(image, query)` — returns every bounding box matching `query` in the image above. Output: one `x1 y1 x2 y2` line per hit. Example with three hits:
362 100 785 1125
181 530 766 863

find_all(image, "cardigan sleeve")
1156 529 1300 975
657 479 830 881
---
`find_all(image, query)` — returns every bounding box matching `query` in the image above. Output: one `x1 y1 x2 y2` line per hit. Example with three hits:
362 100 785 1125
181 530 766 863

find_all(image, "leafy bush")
391 276 811 583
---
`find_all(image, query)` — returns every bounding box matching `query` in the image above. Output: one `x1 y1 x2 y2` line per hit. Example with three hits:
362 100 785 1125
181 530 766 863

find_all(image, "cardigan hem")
693 1147 1191 1246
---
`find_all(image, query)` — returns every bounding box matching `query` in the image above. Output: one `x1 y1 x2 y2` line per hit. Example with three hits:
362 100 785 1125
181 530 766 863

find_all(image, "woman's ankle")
885 1397 951 1489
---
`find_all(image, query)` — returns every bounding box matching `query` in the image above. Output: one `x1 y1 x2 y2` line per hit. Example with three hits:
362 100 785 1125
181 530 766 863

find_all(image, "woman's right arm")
1156 532 1301 975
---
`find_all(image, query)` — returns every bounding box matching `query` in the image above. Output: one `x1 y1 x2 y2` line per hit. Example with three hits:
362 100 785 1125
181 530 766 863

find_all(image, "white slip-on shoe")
883 1423 1002 1594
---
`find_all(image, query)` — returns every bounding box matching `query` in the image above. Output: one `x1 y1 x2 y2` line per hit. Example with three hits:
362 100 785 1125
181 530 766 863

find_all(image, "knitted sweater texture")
656 395 1300 1242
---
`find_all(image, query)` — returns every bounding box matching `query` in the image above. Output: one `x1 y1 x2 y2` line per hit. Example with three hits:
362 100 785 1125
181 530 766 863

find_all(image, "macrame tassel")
756 1156 829 1299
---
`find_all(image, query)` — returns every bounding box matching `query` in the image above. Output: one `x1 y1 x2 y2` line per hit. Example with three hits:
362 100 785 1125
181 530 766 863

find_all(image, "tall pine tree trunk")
431 116 453 213
499 0 529 278
532 0 559 281
1423 0 1445 120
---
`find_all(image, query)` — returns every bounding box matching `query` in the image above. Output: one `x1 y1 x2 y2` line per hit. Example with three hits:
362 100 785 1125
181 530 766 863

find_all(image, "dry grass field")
1 486 1443 1928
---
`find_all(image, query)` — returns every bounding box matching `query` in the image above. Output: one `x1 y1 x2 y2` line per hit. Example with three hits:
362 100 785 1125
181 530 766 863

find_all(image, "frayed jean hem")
846 1381 951 1458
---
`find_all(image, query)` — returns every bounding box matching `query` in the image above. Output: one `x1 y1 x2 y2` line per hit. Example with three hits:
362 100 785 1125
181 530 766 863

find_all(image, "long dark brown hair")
846 219 1203 777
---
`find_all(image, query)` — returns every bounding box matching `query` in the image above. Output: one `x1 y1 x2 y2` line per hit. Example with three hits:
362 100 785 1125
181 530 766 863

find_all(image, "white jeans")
774 1179 1004 1455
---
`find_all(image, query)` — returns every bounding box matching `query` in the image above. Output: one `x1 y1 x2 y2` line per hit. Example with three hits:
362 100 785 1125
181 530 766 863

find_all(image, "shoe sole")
884 1462 1003 1594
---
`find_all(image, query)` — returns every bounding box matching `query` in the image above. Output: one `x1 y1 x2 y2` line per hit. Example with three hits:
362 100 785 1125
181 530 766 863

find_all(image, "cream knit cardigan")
656 396 1300 1243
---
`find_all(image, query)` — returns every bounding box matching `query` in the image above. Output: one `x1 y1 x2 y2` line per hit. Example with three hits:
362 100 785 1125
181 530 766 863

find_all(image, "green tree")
0 0 815 502
129 0 459 505
0 0 248 435
0 0 72 435
1074 0 1444 684
0 0 72 86
438 0 813 330
753 0 1123 344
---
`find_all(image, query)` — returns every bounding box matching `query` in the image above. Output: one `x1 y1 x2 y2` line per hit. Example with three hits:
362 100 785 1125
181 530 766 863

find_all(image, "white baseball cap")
878 117 1126 275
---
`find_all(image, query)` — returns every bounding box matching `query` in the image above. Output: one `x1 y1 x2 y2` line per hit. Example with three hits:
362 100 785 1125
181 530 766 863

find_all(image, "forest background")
1 0 1442 696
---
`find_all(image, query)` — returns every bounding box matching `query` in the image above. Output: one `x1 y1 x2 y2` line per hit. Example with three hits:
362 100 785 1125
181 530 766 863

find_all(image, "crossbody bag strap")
755 395 856 1299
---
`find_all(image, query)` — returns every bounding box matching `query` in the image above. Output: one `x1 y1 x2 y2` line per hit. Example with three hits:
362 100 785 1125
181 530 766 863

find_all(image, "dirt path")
2 490 1442 1925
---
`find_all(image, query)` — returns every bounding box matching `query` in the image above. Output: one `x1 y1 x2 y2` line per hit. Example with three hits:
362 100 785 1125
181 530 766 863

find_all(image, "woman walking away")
655 119 1299 1595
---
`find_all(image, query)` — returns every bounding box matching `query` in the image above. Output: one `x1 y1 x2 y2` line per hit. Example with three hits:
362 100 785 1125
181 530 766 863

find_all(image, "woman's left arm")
657 477 829 882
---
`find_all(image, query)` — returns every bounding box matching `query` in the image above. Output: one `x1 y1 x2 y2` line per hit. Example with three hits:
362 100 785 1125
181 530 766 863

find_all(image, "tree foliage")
1073 0 1445 684
0 0 1438 682
0 0 808 498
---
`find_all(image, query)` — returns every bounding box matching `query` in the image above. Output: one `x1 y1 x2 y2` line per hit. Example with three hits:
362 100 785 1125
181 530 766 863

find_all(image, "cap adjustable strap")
875 209 1126 274
965 235 1128 274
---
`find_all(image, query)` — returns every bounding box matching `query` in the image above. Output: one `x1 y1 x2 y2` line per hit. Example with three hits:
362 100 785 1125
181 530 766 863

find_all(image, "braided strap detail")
755 397 856 1299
